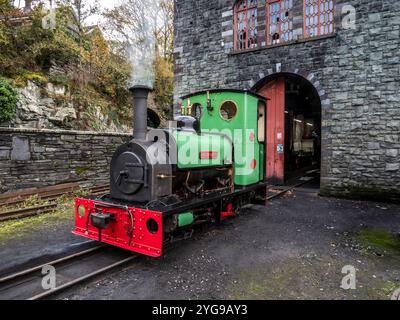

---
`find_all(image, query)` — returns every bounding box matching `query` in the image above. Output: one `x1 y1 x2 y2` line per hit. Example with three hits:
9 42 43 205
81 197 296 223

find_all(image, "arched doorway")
254 73 322 186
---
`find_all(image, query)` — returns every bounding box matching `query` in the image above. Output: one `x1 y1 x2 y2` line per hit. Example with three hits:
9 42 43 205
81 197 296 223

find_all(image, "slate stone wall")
0 128 131 194
174 0 400 201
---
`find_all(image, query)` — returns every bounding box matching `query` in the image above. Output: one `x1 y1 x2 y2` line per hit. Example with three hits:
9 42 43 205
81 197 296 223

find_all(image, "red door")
258 78 285 185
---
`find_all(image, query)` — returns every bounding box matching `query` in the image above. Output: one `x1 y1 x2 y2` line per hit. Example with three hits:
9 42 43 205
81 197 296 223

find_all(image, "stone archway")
248 67 329 105
250 70 328 186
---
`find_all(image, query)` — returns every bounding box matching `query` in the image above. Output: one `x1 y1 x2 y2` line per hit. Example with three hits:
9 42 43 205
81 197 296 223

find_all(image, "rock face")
173 0 400 201
7 81 149 133
12 81 77 129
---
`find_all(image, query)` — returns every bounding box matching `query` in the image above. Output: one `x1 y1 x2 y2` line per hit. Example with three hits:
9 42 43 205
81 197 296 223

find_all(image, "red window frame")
266 0 294 46
303 0 335 38
234 0 259 51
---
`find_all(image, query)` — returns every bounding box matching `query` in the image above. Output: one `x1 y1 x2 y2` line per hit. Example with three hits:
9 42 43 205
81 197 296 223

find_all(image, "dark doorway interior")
284 76 322 181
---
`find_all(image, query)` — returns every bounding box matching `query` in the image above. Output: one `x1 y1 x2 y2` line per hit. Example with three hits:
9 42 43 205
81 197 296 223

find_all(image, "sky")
86 0 120 25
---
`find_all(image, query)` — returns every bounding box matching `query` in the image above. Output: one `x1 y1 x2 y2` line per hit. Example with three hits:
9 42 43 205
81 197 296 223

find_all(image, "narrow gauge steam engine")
74 86 268 257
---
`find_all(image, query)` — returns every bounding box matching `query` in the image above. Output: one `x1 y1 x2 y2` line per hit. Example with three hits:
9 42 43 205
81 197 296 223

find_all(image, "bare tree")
104 0 173 58
9 0 51 11
158 0 174 61
55 0 98 34
102 0 174 87
52 0 99 119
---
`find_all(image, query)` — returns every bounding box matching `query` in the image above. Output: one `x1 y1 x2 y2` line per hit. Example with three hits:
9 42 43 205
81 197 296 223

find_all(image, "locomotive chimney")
129 85 152 140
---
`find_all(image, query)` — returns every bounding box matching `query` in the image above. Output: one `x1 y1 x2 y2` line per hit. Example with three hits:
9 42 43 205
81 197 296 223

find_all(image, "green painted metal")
182 90 266 186
178 212 194 227
172 130 233 169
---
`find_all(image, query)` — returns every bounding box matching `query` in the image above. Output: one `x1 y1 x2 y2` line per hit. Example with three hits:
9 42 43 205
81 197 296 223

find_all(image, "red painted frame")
234 0 258 51
266 0 294 45
74 198 163 258
303 0 335 38
266 0 281 46
233 0 336 52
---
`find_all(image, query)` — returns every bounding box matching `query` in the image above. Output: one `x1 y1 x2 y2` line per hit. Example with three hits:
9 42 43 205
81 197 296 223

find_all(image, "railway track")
0 184 110 207
0 174 318 300
0 185 110 223
266 174 319 201
0 172 316 223
0 203 58 222
0 245 137 300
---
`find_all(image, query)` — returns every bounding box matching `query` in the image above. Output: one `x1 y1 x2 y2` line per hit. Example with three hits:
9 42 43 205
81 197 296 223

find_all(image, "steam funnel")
130 85 152 140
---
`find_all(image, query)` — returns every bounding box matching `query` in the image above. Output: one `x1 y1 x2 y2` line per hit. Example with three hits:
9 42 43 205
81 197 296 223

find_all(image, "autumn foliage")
0 0 174 130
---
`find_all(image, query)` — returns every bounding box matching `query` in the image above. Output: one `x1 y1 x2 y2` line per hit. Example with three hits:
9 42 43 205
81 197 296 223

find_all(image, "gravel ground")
0 184 399 300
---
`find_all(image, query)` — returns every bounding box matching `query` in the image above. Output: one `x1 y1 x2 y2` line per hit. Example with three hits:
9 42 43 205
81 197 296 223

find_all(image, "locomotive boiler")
74 86 268 257
110 86 234 204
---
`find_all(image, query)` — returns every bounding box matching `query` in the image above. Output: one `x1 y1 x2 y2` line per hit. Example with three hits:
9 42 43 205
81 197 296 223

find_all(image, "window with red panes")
304 0 335 37
267 0 294 46
233 0 335 52
234 0 259 51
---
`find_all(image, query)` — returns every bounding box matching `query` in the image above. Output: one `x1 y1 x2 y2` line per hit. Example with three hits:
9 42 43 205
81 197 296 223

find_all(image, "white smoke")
126 9 157 90
101 0 171 89
105 0 163 89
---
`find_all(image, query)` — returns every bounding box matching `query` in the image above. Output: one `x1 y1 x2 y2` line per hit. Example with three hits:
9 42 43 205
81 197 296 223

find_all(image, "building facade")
173 0 400 202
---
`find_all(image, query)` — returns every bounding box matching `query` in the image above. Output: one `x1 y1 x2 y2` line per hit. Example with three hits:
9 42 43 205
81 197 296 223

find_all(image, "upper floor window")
267 0 294 45
234 0 259 51
304 0 335 37
232 0 336 52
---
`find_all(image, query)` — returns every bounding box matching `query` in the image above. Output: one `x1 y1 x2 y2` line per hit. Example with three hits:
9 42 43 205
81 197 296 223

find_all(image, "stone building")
173 0 400 202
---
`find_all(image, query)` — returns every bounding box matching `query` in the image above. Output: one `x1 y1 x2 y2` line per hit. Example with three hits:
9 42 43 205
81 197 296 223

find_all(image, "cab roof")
181 89 268 102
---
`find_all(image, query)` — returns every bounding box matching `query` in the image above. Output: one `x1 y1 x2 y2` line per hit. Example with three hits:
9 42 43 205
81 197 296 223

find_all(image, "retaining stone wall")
0 128 131 194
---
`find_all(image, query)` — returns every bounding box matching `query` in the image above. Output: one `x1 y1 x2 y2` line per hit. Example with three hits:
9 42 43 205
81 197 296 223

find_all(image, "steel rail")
0 245 105 284
0 186 110 222
28 255 138 300
0 185 110 207
0 203 58 222
0 176 317 300
267 176 319 201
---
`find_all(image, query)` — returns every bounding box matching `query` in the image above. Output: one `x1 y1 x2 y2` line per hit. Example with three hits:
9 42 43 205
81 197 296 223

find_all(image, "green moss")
355 279 400 300
227 258 400 300
380 281 399 298
356 229 400 256
0 205 74 244
24 72 48 86
226 260 319 300
10 70 49 88
0 191 90 244
75 167 90 175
